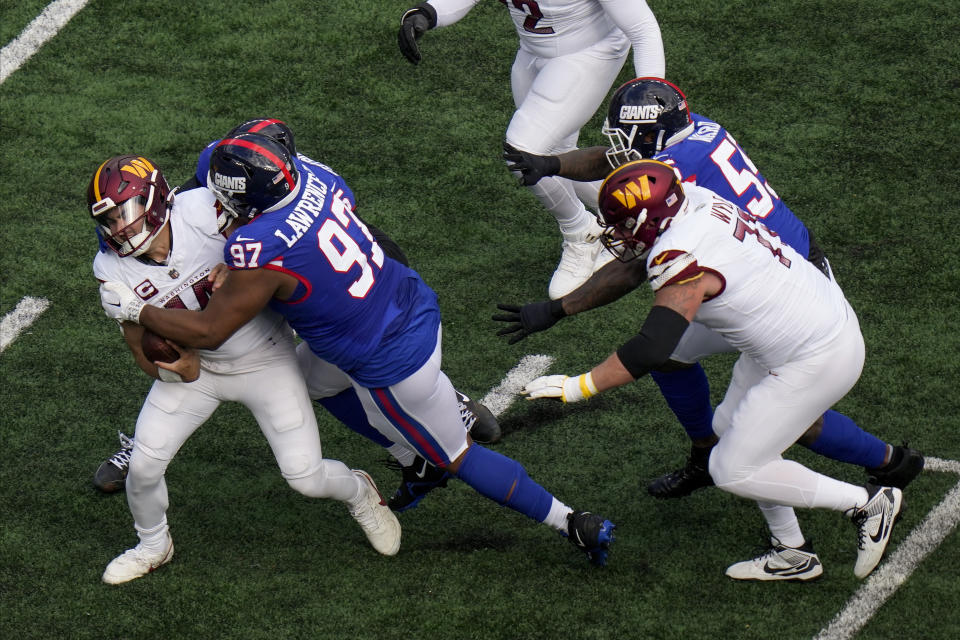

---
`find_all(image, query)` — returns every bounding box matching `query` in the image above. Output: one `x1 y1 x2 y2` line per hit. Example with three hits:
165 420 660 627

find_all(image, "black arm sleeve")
615 306 690 380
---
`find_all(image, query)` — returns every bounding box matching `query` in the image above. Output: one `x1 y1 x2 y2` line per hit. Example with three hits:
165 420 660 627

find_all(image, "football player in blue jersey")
94 118 502 507
99 130 616 566
498 78 923 499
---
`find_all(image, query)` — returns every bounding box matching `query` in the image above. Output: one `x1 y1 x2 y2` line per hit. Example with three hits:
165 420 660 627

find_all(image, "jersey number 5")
710 136 779 219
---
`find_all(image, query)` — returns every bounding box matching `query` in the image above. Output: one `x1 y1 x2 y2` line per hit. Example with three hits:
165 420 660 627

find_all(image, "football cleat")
456 389 501 444
566 510 616 567
867 444 924 489
548 224 605 300
725 539 823 581
93 431 134 493
849 484 903 579
386 456 451 513
102 534 174 584
348 470 402 555
646 449 715 499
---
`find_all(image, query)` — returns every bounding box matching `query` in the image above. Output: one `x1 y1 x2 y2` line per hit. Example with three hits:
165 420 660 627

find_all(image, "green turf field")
2 2 958 639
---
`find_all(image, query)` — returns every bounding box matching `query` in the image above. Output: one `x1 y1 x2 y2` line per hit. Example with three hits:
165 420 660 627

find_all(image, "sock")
387 444 416 467
316 389 394 448
804 410 887 469
870 445 902 472
454 445 554 523
135 517 170 552
758 502 805 548
650 365 715 441
544 500 574 534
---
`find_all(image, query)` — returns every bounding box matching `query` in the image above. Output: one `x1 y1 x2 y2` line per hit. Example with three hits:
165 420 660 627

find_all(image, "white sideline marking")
0 0 88 84
0 296 50 352
481 354 554 417
814 457 960 640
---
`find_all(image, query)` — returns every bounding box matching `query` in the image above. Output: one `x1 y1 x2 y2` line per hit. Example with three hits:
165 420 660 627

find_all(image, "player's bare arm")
562 257 647 315
138 267 291 349
493 256 646 344
523 272 718 403
556 146 611 182
503 145 610 186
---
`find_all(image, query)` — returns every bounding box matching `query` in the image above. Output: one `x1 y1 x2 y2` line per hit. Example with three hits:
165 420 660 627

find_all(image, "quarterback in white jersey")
88 155 400 585
398 0 665 299
523 160 904 580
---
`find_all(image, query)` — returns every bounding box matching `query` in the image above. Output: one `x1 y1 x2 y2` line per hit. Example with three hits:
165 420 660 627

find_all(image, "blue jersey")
655 114 810 257
222 156 440 387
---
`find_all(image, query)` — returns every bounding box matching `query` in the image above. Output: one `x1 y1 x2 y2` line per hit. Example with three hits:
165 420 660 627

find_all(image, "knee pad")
126 449 169 496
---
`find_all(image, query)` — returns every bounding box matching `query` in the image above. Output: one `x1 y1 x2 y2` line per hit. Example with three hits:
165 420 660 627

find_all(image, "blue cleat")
566 510 616 567
387 456 452 512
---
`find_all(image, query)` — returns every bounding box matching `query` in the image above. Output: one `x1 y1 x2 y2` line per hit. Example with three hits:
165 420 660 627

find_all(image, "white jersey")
93 187 287 373
430 0 663 71
646 184 850 368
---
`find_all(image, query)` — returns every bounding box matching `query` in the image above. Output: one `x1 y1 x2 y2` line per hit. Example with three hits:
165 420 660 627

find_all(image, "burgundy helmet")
597 159 686 261
87 155 172 257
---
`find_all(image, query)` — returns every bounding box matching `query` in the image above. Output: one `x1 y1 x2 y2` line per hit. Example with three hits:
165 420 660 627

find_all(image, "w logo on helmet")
120 157 156 178
611 175 653 209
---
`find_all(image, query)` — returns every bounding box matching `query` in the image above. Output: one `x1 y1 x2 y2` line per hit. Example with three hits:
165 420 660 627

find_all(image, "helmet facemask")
598 207 649 263
602 118 644 169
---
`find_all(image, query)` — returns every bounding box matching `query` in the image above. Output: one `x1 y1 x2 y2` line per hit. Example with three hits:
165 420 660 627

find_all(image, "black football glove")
502 142 561 186
398 3 438 65
493 299 567 344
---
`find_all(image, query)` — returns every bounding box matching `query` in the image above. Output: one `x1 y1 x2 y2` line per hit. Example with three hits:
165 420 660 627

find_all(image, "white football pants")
505 37 627 238
126 331 361 542
708 302 870 514
297 326 469 468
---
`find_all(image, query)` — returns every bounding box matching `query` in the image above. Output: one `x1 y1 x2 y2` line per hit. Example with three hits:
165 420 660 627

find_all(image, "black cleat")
93 431 134 493
867 444 924 489
456 389 502 444
647 446 715 499
566 511 616 567
386 456 452 512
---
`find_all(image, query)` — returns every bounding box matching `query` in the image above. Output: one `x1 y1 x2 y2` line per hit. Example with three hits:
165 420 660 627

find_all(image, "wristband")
564 372 597 402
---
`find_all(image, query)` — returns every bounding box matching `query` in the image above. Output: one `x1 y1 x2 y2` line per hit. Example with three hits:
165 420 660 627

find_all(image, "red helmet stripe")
248 118 284 133
219 137 296 190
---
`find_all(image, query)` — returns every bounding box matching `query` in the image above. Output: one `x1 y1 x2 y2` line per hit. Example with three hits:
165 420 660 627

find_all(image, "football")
141 329 179 363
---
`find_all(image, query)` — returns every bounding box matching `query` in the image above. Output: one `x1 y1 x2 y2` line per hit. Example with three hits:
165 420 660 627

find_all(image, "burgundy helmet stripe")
219 137 296 190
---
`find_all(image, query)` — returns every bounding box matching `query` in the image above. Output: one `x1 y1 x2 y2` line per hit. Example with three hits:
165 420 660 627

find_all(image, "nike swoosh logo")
870 491 892 543
235 235 255 242
763 557 819 575
415 461 429 479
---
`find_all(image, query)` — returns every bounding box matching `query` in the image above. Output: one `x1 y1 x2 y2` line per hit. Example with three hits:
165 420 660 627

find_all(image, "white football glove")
99 281 145 323
523 373 597 403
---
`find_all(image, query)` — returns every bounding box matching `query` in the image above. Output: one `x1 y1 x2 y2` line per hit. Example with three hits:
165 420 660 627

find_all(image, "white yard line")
0 0 88 84
481 354 554 417
814 457 960 640
0 296 51 352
